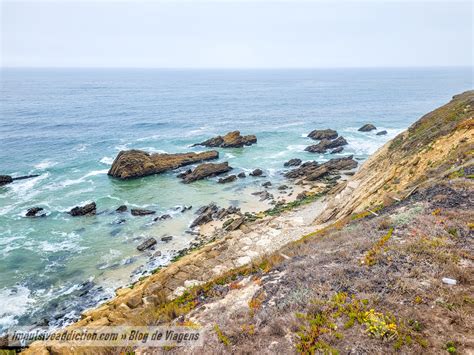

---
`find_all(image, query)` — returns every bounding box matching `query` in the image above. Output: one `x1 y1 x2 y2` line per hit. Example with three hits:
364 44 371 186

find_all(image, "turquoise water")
0 68 471 330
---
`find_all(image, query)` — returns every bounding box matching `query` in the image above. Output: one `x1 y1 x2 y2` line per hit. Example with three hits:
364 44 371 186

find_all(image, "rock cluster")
285 156 358 181
190 203 241 228
180 162 232 183
108 149 219 179
305 136 348 154
194 131 257 148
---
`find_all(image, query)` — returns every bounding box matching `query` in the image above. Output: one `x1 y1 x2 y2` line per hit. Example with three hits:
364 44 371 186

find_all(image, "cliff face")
316 90 473 224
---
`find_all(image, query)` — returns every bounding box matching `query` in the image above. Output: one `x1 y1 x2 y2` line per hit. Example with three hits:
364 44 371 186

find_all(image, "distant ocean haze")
0 67 471 330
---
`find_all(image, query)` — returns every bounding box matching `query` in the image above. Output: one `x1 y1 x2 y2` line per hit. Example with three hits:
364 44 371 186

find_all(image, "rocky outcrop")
131 208 155 216
218 175 237 184
307 129 338 140
190 203 241 228
285 156 357 181
358 124 377 132
116 205 127 213
25 207 45 217
0 174 40 186
284 158 302 167
250 169 263 177
330 147 344 154
137 238 157 251
305 136 348 153
69 202 96 216
376 130 387 136
180 162 232 183
108 149 219 179
0 175 13 186
317 91 474 224
194 131 257 148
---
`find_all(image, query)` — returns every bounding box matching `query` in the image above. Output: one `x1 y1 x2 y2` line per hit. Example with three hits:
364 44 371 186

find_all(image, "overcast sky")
1 0 472 68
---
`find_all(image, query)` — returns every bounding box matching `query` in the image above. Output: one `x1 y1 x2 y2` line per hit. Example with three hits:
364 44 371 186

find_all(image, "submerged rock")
180 162 232 183
0 175 13 186
69 202 96 216
284 158 302 167
237 172 246 178
307 129 338 140
358 124 377 132
161 236 173 242
305 136 348 153
131 208 156 216
218 175 237 184
25 207 45 217
154 214 171 222
262 181 272 188
137 237 157 251
250 168 263 177
108 149 219 179
194 131 257 148
376 130 388 136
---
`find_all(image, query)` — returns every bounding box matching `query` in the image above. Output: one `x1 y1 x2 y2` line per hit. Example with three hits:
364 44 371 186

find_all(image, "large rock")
307 129 338 140
285 156 357 181
305 136 348 153
180 162 232 183
358 124 377 132
194 131 257 148
376 130 388 136
250 168 263 177
108 149 219 179
0 175 13 186
137 238 157 251
25 207 45 217
69 202 96 216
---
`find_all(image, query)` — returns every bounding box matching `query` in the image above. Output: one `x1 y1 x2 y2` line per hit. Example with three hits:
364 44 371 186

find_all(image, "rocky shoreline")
0 128 363 333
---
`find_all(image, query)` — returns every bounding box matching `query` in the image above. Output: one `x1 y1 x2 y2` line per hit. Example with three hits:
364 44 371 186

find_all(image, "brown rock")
358 124 377 132
131 208 155 216
285 156 357 181
180 162 232 183
305 136 348 153
307 129 338 140
250 168 263 176
108 149 219 179
284 158 302 167
195 131 257 148
69 202 96 216
137 237 157 251
225 217 244 231
218 175 237 184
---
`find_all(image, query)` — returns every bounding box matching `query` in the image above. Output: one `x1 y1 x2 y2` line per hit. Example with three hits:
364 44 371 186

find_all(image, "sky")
1 0 472 68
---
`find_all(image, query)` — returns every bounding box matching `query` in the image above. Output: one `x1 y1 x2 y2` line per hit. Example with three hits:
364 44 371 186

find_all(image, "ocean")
0 67 471 330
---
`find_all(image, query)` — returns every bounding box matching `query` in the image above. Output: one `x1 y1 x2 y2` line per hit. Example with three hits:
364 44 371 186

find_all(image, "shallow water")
0 67 471 330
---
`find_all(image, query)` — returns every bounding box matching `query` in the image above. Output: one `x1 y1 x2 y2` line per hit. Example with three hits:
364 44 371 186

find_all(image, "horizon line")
1 65 473 70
